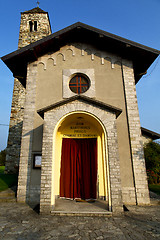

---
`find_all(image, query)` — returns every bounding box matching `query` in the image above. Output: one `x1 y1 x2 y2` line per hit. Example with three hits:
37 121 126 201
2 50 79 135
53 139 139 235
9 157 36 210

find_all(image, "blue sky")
0 0 160 151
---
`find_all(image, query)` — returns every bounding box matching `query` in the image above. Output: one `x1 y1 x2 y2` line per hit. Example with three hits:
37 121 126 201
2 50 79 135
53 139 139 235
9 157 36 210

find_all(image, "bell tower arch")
5 7 52 173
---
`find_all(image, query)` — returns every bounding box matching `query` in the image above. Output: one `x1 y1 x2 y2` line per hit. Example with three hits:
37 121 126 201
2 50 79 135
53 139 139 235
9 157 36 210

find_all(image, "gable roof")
37 95 122 119
141 127 160 140
2 22 160 87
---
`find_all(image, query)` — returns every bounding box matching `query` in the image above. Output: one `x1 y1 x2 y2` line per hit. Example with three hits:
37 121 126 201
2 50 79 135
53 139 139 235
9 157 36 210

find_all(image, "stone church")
2 7 160 214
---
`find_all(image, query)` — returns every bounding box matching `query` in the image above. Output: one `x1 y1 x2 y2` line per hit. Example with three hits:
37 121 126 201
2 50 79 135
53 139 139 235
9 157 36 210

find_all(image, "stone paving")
0 201 160 240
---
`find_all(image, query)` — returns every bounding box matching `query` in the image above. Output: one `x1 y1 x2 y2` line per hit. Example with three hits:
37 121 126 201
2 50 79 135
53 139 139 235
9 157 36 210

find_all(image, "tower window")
29 21 37 32
29 21 33 32
34 21 37 31
69 74 90 94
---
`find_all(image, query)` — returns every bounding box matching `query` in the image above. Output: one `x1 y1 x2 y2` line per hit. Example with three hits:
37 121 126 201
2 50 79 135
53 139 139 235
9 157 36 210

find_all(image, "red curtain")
60 138 97 200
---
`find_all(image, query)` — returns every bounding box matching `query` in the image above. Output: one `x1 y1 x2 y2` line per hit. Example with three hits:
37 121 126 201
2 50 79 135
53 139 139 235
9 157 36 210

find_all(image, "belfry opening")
52 112 110 210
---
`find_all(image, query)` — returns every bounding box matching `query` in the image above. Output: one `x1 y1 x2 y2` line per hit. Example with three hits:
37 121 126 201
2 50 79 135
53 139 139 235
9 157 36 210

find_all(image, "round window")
69 74 90 94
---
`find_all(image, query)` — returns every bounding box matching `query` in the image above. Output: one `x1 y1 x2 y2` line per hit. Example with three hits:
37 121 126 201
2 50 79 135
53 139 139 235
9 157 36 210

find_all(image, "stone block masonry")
5 9 51 173
17 63 38 203
40 101 123 214
18 12 52 48
5 79 25 173
122 59 150 205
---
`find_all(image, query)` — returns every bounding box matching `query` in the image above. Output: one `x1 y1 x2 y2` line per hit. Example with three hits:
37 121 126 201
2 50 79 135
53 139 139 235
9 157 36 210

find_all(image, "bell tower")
5 7 52 173
18 7 51 48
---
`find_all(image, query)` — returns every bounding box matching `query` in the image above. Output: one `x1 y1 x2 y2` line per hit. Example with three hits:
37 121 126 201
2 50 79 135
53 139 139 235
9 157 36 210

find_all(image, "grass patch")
149 184 160 196
0 166 18 192
0 166 5 174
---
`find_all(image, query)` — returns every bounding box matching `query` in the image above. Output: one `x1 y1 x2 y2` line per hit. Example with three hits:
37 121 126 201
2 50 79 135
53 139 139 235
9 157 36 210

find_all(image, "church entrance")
60 138 97 200
52 111 110 211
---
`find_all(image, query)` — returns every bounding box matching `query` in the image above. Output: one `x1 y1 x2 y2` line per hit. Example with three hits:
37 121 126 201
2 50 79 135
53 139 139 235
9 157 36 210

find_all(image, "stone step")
150 199 160 206
0 191 15 197
150 191 160 205
0 197 16 202
51 211 112 217
0 188 16 202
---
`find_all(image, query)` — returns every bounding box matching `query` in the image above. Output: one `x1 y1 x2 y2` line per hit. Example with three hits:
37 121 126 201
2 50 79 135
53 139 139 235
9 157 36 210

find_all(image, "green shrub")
0 165 18 192
144 141 160 184
0 174 18 191
149 184 160 195
0 166 5 174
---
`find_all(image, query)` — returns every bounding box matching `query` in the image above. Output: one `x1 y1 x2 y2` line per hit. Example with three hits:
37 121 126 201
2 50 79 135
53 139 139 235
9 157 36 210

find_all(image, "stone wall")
122 187 136 204
142 135 152 145
18 12 51 48
122 60 150 205
5 10 51 173
17 62 38 203
5 79 25 173
40 101 123 214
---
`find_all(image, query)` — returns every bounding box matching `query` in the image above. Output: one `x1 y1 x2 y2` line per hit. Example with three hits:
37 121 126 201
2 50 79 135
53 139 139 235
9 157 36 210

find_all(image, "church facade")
2 7 160 214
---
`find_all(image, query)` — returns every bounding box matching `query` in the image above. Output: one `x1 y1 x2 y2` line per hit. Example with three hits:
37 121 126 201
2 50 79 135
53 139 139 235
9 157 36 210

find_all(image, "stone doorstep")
50 210 112 217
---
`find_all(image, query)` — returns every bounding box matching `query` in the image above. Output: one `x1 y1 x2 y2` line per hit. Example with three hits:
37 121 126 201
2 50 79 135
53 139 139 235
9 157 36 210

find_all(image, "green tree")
0 149 6 166
144 141 160 184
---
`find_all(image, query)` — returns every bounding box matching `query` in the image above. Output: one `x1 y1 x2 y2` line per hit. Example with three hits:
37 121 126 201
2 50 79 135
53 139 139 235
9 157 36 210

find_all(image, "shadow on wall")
5 121 23 174
5 122 43 207
23 124 43 206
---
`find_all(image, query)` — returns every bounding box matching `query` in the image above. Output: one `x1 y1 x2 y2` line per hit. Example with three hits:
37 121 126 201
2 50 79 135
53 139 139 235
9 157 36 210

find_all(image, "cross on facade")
37 1 40 7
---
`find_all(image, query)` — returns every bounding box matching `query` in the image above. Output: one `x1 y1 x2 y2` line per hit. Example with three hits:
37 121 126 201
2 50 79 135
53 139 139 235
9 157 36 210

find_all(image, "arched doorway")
52 111 110 209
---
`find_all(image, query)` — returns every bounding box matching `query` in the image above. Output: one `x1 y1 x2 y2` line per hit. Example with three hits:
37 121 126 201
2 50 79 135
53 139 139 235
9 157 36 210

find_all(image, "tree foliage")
0 149 6 166
144 141 160 184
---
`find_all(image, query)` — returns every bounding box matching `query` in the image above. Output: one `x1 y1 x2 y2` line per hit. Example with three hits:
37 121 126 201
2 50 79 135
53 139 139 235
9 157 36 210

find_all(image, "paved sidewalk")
0 202 160 240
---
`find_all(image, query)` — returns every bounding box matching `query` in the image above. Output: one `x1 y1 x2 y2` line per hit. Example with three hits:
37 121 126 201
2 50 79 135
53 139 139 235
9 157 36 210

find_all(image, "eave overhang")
141 127 160 140
1 22 160 87
37 95 122 119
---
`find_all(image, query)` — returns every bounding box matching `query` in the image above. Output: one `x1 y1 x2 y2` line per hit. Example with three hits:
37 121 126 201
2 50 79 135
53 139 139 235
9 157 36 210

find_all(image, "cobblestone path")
0 202 160 239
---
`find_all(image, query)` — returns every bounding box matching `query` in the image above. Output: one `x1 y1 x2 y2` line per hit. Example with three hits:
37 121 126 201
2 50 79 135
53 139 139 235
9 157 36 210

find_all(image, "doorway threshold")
51 198 112 216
